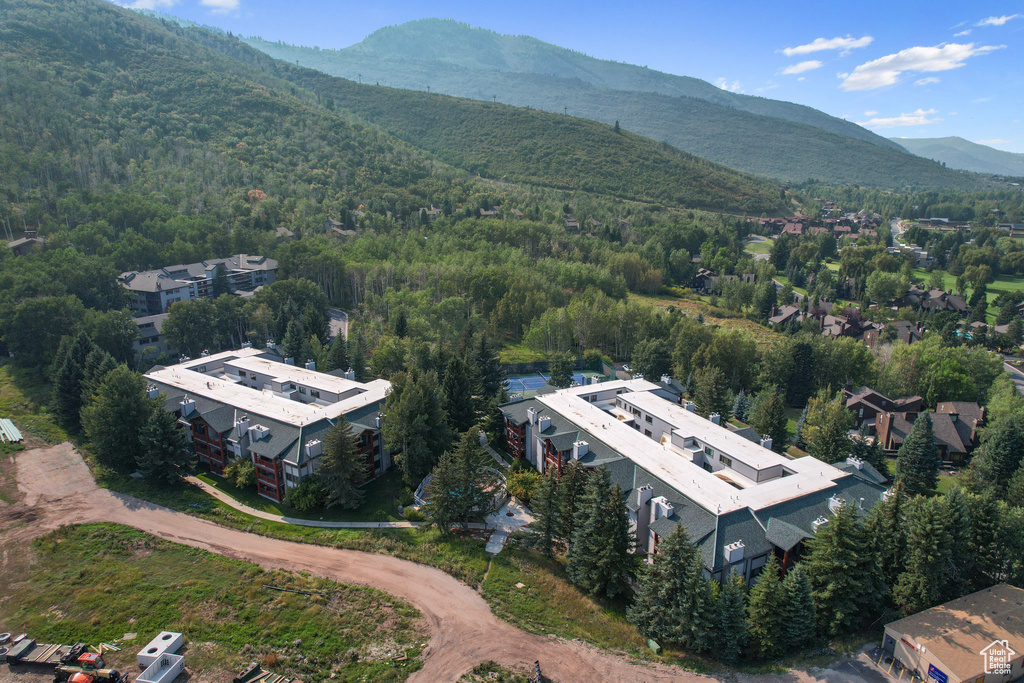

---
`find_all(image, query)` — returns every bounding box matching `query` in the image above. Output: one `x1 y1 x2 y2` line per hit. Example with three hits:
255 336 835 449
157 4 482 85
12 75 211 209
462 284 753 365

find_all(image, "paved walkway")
484 499 535 554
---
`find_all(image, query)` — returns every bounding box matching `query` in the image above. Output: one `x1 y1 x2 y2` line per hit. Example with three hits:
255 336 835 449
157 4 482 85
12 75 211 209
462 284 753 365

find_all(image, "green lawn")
97 472 492 586
196 467 405 523
743 238 773 255
0 524 425 683
912 268 1024 324
882 458 959 494
0 363 68 446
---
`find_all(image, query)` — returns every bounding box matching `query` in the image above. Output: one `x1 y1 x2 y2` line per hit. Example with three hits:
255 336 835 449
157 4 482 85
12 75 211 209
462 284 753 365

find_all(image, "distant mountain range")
890 137 1024 178
241 18 984 190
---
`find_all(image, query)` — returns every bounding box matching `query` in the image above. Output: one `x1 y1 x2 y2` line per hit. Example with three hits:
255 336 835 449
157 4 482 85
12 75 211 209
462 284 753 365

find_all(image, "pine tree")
778 565 816 653
318 415 369 510
866 482 907 587
441 355 476 432
393 309 408 338
714 573 748 662
786 341 815 407
548 352 574 389
964 413 1024 498
692 365 730 418
532 467 560 556
802 502 884 636
80 348 118 408
350 331 368 381
52 332 95 431
282 318 306 361
746 554 783 658
566 467 633 597
137 406 192 485
322 337 349 373
732 389 750 423
748 389 789 452
474 333 504 398
382 369 453 486
627 525 713 653
81 365 153 473
557 459 587 542
850 422 887 472
893 495 953 615
895 412 941 496
424 429 498 533
943 488 974 600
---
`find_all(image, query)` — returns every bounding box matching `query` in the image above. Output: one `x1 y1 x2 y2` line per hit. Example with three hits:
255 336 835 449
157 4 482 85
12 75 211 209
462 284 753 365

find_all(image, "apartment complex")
146 347 390 503
118 254 278 316
501 380 887 582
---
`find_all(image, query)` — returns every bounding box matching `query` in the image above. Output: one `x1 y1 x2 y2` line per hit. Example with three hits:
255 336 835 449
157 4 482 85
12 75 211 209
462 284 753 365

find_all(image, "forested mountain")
891 137 1024 178
240 19 985 189
0 0 787 220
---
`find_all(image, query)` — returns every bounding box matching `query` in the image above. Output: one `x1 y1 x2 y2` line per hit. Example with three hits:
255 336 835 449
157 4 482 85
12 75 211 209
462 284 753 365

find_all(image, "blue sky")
117 0 1024 153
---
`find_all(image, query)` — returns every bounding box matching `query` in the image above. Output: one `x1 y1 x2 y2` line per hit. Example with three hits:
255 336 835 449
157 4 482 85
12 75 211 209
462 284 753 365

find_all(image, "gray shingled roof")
765 517 811 552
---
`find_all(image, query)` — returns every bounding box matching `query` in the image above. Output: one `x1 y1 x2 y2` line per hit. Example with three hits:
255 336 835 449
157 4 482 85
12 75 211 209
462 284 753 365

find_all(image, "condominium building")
501 380 887 582
146 347 390 503
118 254 278 317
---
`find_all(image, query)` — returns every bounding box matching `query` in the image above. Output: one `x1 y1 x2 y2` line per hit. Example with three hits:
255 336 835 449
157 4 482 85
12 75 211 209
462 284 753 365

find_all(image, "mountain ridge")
890 136 1024 178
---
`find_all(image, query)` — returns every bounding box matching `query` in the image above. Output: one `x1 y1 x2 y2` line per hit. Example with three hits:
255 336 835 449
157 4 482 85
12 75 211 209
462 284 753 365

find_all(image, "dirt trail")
1 444 831 683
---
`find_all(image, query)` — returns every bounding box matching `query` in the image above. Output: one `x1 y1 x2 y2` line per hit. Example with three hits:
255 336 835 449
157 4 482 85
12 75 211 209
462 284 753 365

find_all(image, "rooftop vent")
248 423 270 440
572 440 589 460
828 494 844 514
724 540 745 563
304 439 323 458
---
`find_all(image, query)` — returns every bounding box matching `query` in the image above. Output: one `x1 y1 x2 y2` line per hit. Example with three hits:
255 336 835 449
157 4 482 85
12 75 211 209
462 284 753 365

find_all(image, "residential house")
903 286 969 316
146 348 391 502
876 402 984 464
768 304 804 327
843 385 924 432
500 381 886 582
133 313 173 361
7 230 43 256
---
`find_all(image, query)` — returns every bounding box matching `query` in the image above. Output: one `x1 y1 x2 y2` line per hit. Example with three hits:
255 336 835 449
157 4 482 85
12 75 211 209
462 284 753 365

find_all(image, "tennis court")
505 372 596 395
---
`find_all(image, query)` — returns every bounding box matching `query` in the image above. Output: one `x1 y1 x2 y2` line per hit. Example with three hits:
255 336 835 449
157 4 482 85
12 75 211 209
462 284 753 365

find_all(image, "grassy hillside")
238 20 987 189
258 18 903 152
158 22 790 214
892 137 1024 177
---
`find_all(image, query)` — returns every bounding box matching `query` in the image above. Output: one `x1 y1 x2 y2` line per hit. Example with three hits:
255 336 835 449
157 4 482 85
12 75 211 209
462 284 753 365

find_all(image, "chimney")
266 340 276 350
636 484 654 509
537 415 551 432
760 434 773 450
651 496 674 520
235 416 250 437
724 540 745 563
812 515 829 533
305 359 316 371
709 412 721 426
684 401 696 412
572 440 589 460
241 341 253 349
179 396 196 417
248 423 270 440
526 407 537 425
344 368 355 380
828 494 844 513
284 357 295 366
375 412 382 429
846 455 864 470
147 385 160 400
304 439 323 459
660 374 672 385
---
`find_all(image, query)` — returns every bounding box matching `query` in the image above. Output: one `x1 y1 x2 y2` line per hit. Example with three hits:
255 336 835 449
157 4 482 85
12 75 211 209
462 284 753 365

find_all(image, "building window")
704 446 713 457
720 454 733 468
645 415 653 424
298 386 306 394
644 429 652 437
311 390 320 399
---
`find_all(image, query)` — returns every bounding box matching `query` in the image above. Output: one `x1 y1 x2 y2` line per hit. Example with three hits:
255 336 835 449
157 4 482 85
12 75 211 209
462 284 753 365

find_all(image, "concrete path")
484 499 535 554
187 475 488 530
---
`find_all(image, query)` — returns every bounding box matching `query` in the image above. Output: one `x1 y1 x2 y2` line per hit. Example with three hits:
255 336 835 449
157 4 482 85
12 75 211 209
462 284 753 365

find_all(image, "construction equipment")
53 652 129 683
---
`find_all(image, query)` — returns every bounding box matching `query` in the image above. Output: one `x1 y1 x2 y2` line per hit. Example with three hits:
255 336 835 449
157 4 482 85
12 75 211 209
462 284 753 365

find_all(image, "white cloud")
856 108 942 128
864 110 878 116
715 78 743 93
200 0 239 13
782 60 823 75
782 35 873 57
915 77 941 86
977 14 1021 26
120 0 178 8
839 42 1004 90
954 29 972 37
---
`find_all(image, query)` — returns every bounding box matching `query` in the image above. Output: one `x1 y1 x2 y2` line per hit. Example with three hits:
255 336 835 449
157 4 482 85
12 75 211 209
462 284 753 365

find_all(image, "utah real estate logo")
981 639 1016 676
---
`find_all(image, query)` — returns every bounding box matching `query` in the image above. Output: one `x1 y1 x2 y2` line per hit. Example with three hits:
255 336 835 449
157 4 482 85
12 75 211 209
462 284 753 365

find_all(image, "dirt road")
1 444 844 683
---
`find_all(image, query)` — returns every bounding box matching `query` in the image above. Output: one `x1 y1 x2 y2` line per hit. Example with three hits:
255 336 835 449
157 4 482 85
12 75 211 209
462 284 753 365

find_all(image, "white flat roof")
225 355 363 395
536 380 844 515
146 349 389 427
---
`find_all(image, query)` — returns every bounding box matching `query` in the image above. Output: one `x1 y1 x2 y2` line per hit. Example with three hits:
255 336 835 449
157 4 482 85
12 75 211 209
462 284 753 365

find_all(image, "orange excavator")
52 652 128 683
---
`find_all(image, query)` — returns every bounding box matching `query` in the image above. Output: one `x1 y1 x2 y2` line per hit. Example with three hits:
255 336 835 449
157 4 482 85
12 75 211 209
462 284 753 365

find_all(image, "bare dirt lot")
0 444 878 683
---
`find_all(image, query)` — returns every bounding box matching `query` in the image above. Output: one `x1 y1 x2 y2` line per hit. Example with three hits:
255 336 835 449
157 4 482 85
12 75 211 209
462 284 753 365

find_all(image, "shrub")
284 477 326 511
403 507 426 522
